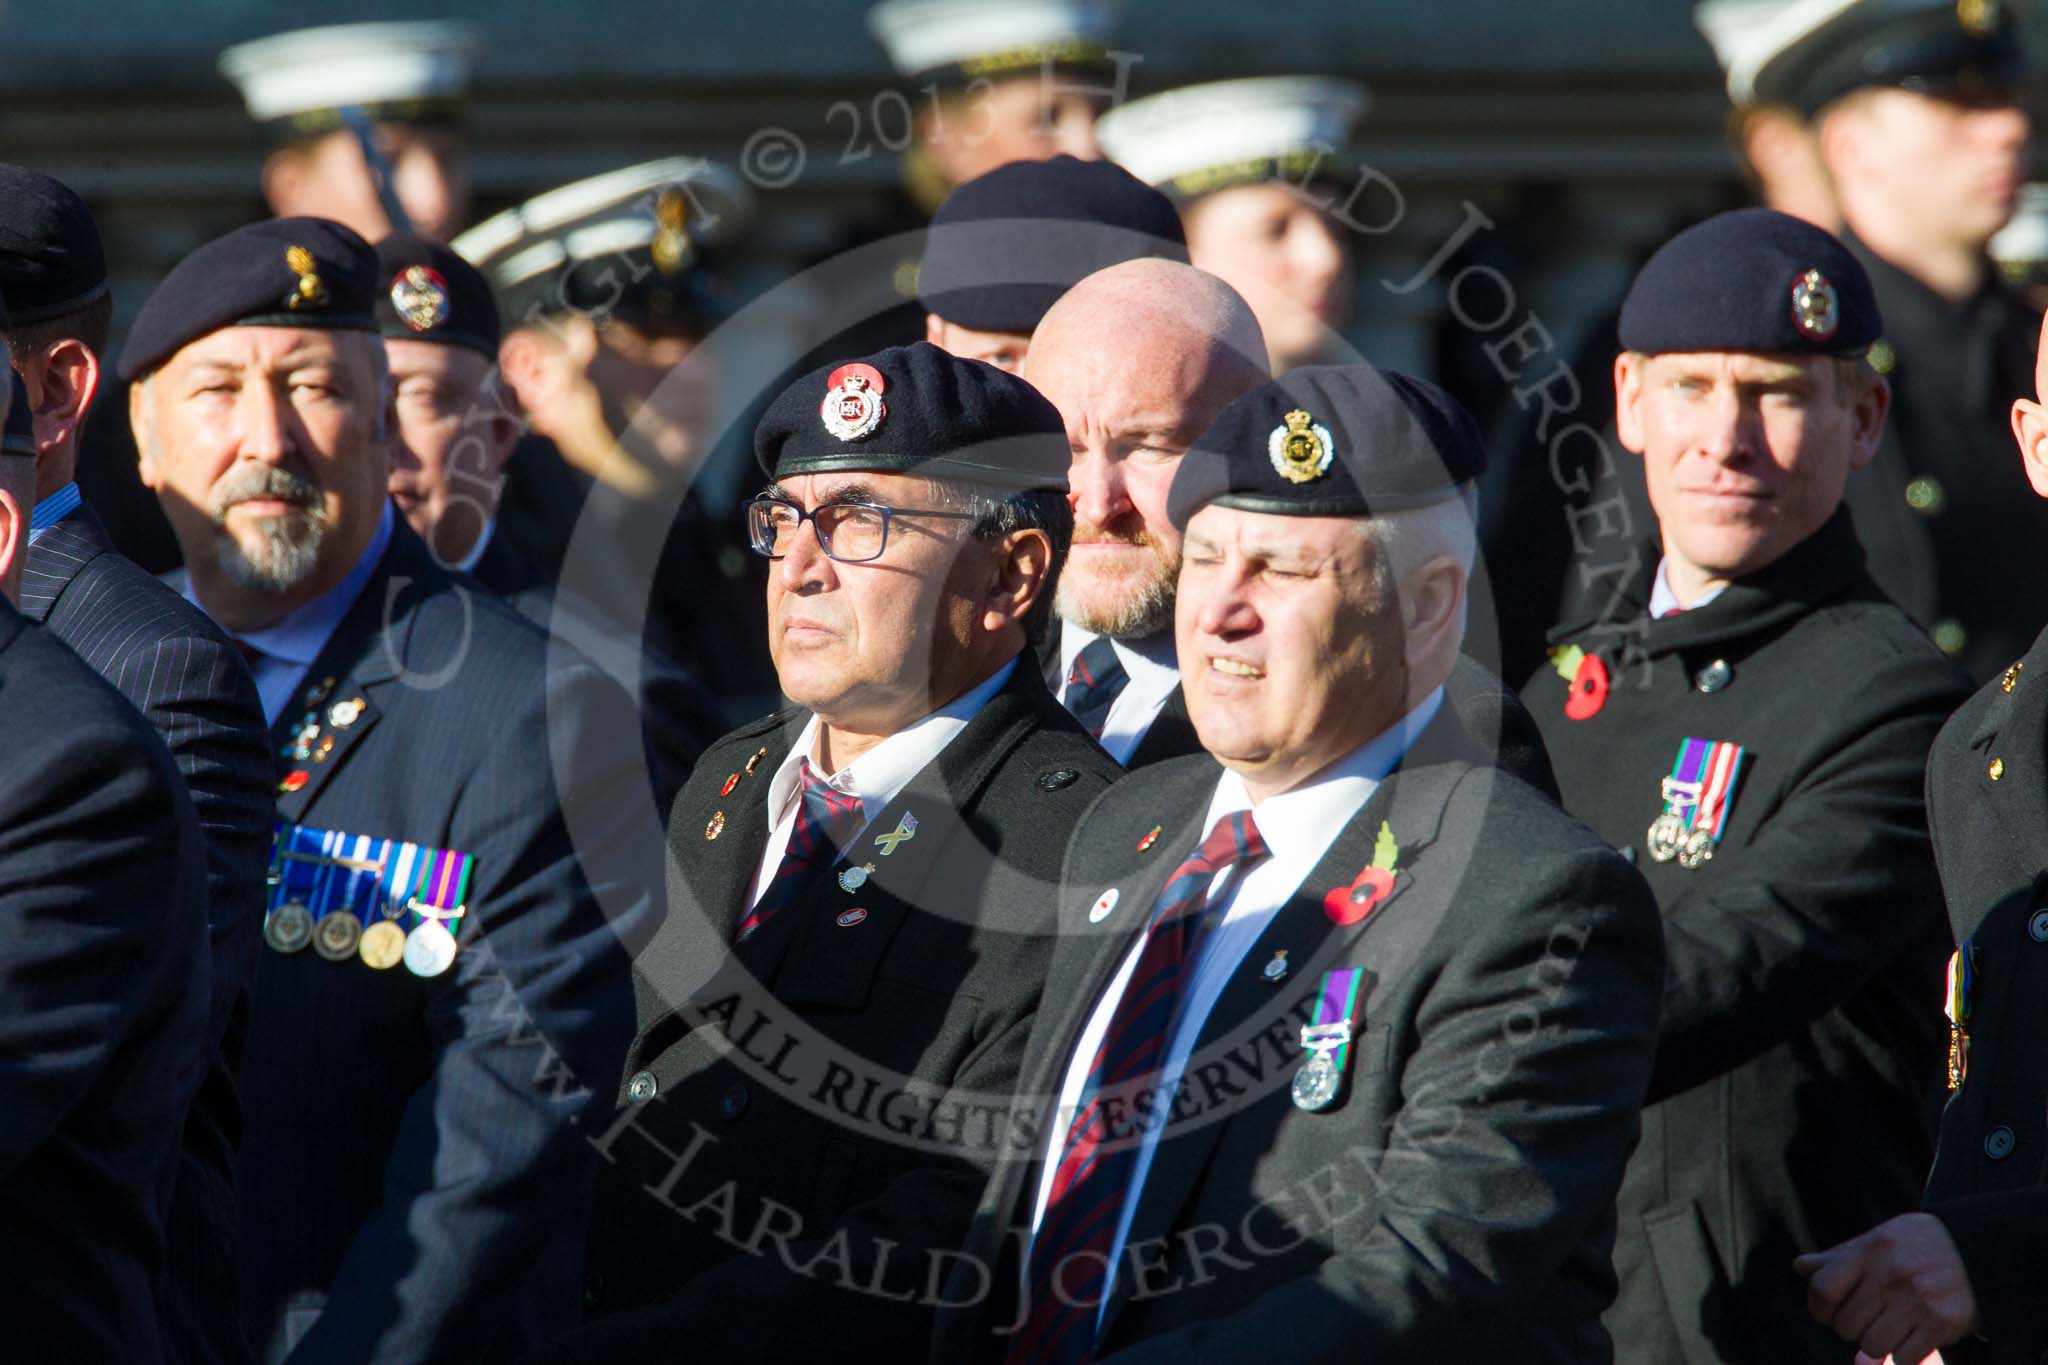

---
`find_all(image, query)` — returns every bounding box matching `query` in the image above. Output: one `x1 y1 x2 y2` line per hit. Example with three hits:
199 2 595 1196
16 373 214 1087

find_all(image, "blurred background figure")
457 156 774 718
1776 0 2042 680
218 21 480 242
1694 0 1841 229
1989 181 2048 310
1097 75 1368 373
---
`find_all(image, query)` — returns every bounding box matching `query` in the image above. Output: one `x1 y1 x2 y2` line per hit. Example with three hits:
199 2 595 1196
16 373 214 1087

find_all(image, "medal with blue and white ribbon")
1648 737 1746 869
1293 966 1365 1112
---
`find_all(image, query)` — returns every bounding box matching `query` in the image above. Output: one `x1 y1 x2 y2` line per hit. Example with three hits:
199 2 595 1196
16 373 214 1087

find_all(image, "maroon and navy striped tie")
1008 810 1269 1365
734 758 867 943
1063 637 1130 742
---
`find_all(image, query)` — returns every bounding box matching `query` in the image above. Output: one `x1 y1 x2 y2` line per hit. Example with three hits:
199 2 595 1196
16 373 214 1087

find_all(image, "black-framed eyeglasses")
745 497 980 564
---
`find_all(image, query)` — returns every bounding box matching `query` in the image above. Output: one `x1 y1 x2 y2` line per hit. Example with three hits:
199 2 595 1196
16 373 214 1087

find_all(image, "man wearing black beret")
1518 207 1969 1364
121 214 648 1363
1758 0 2043 682
918 154 1186 373
0 161 275 1365
542 341 1121 1362
933 363 1665 1363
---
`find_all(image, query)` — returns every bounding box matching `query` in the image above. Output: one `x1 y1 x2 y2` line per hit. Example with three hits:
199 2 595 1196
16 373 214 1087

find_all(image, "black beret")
0 165 108 327
1753 0 2022 116
918 155 1187 334
1618 208 1881 357
2 370 32 458
755 341 1068 491
374 232 500 357
117 217 379 381
1168 363 1486 528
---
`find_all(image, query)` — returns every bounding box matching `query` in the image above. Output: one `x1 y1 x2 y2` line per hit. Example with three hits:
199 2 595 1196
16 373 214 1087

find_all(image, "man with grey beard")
120 215 648 1364
1021 258 1269 767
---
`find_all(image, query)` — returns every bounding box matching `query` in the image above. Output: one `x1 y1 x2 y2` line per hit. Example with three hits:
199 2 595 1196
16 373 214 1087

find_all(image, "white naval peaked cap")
1096 76 1369 197
219 20 480 125
452 157 754 291
1694 0 1814 100
865 0 1122 79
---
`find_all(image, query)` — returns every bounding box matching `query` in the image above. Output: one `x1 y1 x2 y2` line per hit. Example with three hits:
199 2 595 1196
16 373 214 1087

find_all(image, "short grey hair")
933 478 1075 645
1362 483 1479 640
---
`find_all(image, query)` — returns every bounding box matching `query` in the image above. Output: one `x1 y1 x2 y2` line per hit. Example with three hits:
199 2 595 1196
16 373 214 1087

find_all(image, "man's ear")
2009 396 2048 497
1846 372 1890 471
1613 351 1649 457
31 338 101 450
0 481 26 606
1400 555 1467 678
983 527 1054 633
259 150 302 218
129 380 162 490
924 312 948 348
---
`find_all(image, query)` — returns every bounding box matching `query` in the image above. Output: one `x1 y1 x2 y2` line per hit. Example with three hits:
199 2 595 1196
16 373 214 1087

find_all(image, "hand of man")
1797 1213 1976 1365
1853 1351 1945 1364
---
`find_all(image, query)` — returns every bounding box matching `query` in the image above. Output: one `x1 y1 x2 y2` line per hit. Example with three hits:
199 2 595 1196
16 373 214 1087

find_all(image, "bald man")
1022 259 1269 767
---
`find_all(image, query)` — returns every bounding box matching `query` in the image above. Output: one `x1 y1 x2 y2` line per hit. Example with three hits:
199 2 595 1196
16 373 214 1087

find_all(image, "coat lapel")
1961 635 2048 944
1096 716 1475 1338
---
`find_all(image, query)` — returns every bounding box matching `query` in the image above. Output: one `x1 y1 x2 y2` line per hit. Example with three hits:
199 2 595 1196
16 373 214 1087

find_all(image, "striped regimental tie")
734 758 867 943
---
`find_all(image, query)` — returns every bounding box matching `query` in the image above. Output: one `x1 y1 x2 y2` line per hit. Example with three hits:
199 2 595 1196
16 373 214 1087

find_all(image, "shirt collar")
1649 558 1728 618
765 656 1019 825
1059 622 1180 687
453 518 495 576
1200 686 1446 868
195 501 395 668
27 482 81 543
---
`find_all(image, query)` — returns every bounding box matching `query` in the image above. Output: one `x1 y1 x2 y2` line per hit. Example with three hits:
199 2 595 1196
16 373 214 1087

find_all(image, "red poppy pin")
1325 821 1399 926
719 773 740 797
1549 644 1609 721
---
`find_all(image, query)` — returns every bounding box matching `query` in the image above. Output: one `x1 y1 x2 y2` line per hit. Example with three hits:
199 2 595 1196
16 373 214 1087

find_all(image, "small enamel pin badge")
1089 888 1120 923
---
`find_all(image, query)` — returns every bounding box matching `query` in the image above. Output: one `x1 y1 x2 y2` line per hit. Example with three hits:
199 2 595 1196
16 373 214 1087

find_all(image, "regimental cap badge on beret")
1790 268 1839 342
1269 408 1335 484
389 264 451 332
285 245 329 311
821 363 888 442
1959 0 1998 38
650 188 697 276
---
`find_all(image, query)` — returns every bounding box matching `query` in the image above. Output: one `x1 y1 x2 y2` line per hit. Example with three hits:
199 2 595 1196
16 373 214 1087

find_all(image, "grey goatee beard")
210 465 326 594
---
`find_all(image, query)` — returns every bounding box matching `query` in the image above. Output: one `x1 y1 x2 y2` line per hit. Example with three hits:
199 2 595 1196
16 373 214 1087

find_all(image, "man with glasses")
550 342 1120 1362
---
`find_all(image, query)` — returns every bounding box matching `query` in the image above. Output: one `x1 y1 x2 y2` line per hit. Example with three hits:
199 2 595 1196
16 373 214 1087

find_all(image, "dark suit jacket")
1524 509 1967 1364
1919 624 2048 1365
546 657 1122 1362
0 599 211 1364
25 505 272 1365
231 524 646 1364
932 703 1665 1363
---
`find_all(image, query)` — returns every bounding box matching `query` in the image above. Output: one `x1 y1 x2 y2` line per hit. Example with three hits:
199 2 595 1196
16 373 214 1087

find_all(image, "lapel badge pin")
1262 949 1289 984
1136 825 1162 853
706 811 726 841
327 697 367 729
1548 644 1609 721
744 746 768 776
874 812 918 856
836 907 869 928
839 863 876 892
719 772 740 797
1325 821 1399 926
1089 888 1120 923
279 769 310 794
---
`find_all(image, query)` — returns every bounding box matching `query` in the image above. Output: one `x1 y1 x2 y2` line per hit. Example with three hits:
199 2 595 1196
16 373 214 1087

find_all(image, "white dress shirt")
1056 623 1181 766
187 503 395 724
1649 558 1728 618
746 657 1017 907
1027 686 1446 1326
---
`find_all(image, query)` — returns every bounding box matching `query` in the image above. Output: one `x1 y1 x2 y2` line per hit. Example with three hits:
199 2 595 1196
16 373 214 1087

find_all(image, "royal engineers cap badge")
390 264 451 332
285 244 329 312
1790 269 1839 342
1269 408 1335 484
821 362 888 441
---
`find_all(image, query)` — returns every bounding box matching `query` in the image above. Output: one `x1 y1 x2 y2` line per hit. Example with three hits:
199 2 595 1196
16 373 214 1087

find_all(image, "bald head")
1024 259 1268 641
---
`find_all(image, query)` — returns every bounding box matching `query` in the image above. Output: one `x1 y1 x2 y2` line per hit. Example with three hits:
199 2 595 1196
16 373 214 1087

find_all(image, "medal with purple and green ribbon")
264 821 474 975
1293 966 1365 1112
1647 737 1746 867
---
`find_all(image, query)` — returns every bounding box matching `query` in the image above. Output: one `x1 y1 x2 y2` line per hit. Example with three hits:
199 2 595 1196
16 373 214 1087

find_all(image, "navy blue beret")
116 217 379 381
3 370 32 457
0 165 107 327
918 155 1188 334
374 232 500 357
1618 208 1880 358
1168 363 1486 528
1753 0 2022 116
755 341 1069 491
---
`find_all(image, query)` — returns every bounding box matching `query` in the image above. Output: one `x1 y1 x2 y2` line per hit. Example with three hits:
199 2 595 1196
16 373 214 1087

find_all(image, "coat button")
2031 909 2048 943
720 1083 750 1119
1693 659 1733 693
1037 769 1080 790
626 1071 658 1103
1991 758 2006 782
1934 620 1967 658
1986 1125 2016 1160
1904 477 1946 516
